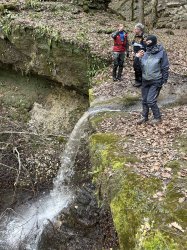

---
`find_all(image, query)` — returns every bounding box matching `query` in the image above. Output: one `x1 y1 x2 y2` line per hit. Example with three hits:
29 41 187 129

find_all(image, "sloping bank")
89 105 187 249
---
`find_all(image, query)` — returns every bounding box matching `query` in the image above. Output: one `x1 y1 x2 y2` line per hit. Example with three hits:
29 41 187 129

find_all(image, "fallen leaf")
169 222 184 232
178 197 185 203
161 172 172 178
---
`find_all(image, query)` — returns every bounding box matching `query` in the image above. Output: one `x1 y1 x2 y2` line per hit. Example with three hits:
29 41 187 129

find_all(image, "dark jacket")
134 45 169 83
132 33 146 53
112 30 129 53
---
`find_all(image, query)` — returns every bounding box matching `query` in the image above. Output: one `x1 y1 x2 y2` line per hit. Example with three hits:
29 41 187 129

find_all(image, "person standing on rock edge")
135 35 169 125
112 24 129 81
132 23 147 87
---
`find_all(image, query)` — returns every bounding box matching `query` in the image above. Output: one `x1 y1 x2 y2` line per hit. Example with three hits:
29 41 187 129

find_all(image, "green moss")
90 132 125 180
165 160 180 170
141 231 179 250
88 88 94 103
176 136 187 153
90 131 186 250
125 154 140 164
110 172 161 250
91 133 119 146
25 0 42 9
90 94 140 109
57 136 66 144
121 95 140 106
0 4 4 12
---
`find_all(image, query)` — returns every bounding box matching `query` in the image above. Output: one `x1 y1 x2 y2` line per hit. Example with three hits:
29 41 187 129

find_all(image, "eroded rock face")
109 0 187 29
0 31 90 92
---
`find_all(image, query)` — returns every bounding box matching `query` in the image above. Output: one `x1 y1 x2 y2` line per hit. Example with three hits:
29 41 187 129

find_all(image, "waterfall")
0 108 121 250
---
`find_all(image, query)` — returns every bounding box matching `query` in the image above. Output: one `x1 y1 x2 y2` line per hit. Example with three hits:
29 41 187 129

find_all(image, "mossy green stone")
89 132 187 250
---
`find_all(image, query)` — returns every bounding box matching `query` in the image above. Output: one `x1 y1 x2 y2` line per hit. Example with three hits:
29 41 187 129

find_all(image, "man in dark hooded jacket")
134 35 169 125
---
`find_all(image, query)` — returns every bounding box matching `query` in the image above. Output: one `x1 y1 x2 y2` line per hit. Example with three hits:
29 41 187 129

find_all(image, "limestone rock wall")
0 25 90 92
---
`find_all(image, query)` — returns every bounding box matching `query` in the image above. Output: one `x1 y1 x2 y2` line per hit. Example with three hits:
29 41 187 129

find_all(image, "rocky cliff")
109 0 187 29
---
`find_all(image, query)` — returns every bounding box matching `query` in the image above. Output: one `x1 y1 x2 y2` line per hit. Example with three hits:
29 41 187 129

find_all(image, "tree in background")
152 0 158 27
139 0 145 24
131 0 135 21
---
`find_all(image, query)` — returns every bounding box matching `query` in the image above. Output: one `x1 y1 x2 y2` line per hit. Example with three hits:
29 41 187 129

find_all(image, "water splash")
0 107 121 250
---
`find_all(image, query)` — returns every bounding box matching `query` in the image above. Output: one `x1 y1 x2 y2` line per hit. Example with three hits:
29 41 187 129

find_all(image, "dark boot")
133 80 142 87
117 66 123 81
137 116 148 125
148 118 162 125
113 66 118 81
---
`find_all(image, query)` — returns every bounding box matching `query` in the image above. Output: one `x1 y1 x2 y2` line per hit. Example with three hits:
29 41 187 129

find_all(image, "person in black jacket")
132 23 147 87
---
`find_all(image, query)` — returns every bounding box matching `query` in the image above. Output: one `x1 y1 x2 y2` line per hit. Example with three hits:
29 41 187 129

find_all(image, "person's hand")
136 50 144 58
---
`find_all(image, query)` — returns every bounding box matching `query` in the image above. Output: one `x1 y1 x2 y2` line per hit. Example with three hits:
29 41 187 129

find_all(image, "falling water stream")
0 107 121 250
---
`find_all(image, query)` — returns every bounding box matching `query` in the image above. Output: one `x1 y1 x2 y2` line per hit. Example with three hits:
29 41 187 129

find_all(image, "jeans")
141 80 162 119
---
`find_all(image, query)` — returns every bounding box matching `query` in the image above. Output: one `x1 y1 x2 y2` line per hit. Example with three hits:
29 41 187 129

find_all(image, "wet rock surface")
38 142 118 250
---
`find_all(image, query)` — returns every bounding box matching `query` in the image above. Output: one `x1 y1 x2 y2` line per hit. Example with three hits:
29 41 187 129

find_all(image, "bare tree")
152 0 158 27
139 0 145 24
131 0 135 21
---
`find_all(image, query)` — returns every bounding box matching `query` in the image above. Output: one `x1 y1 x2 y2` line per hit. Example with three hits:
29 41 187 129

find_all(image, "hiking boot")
133 80 142 87
137 117 148 125
117 66 123 81
113 66 117 81
117 77 123 81
148 118 162 125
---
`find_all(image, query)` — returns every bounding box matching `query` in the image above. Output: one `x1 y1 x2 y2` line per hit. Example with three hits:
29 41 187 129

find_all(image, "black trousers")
133 57 142 82
141 80 162 119
112 52 125 79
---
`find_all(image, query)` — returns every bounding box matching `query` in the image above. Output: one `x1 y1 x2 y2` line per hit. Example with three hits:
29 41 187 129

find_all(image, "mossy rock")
89 132 187 250
0 19 107 93
90 94 140 108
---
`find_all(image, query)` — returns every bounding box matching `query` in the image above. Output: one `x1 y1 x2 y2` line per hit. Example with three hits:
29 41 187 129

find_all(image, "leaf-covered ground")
91 28 187 103
96 106 187 181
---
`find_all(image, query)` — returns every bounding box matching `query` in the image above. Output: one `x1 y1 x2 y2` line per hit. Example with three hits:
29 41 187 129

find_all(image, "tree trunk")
139 0 144 24
152 0 158 27
131 0 134 21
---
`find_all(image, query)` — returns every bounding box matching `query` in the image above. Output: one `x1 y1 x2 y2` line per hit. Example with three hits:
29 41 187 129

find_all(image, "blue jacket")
135 45 169 83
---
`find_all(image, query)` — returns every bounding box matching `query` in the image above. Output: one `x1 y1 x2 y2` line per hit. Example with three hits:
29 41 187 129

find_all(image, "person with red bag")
112 24 129 81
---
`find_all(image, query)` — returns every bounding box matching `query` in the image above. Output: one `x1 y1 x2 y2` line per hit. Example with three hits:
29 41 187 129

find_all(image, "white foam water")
0 112 91 250
0 108 121 250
